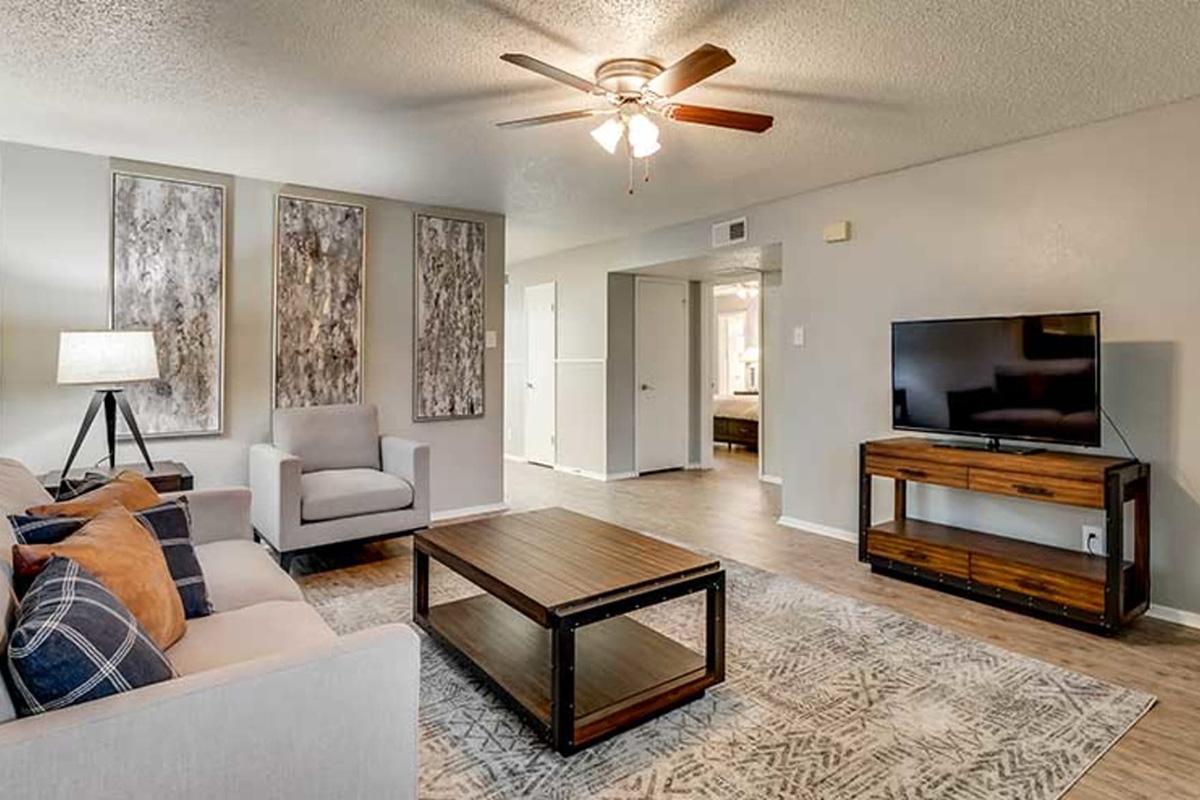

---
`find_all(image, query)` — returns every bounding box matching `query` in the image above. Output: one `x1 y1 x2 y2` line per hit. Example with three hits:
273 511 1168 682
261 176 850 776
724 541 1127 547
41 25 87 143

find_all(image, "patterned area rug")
306 555 1154 800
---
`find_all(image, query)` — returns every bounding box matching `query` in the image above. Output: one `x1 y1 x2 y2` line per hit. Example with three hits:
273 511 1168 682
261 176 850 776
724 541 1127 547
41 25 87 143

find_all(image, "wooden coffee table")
413 507 725 754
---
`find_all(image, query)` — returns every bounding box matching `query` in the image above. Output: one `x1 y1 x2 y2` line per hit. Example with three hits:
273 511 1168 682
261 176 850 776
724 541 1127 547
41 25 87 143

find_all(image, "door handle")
641 383 653 391
526 382 534 389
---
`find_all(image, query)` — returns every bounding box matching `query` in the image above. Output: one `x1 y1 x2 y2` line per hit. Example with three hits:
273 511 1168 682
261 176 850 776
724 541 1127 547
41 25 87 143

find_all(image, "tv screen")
892 312 1100 447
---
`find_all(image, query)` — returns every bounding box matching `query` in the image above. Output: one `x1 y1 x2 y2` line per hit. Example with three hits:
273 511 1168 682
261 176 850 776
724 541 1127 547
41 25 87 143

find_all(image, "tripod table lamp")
56 330 159 479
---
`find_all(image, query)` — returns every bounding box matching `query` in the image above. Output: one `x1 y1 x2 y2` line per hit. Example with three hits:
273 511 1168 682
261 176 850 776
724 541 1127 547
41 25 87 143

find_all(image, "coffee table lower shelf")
420 593 716 751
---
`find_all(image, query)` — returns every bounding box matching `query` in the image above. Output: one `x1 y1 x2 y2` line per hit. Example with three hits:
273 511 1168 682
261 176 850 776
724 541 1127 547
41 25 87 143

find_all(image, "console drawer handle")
1014 484 1053 497
898 467 928 479
901 548 929 562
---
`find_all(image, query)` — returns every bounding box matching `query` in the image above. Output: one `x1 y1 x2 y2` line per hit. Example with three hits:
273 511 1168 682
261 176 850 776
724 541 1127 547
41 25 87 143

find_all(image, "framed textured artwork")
110 172 225 437
273 194 366 408
414 213 486 421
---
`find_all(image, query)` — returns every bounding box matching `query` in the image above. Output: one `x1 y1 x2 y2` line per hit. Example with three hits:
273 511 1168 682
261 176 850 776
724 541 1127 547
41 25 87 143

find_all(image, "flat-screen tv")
892 312 1100 447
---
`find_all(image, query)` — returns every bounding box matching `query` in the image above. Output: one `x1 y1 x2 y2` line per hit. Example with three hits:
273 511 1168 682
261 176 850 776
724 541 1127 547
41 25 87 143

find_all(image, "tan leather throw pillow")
13 504 186 649
27 470 161 518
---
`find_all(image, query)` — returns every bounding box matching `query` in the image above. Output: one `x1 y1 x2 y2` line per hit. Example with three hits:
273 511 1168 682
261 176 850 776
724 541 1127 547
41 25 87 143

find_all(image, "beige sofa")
0 458 419 799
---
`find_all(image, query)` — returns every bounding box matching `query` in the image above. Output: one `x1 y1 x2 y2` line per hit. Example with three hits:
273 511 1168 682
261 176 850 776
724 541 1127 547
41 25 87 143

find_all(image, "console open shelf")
859 438 1150 633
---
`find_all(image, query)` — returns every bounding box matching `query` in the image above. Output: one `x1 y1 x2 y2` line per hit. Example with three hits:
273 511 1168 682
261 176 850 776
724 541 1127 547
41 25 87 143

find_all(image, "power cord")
1100 404 1137 461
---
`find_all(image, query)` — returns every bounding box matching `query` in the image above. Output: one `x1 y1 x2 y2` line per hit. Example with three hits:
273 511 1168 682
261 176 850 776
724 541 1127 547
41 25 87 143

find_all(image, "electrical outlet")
1082 525 1104 555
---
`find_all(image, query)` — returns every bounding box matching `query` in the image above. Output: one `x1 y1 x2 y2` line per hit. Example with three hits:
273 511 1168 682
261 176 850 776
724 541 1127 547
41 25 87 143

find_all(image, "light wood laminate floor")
296 448 1200 798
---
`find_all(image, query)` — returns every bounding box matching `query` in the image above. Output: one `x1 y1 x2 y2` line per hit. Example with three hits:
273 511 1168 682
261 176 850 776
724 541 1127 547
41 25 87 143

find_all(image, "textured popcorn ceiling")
2 1 1200 262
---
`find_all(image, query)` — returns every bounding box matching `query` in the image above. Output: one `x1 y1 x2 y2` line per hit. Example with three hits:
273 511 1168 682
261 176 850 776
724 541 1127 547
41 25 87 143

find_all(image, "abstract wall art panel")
414 213 485 421
111 173 225 437
273 195 365 408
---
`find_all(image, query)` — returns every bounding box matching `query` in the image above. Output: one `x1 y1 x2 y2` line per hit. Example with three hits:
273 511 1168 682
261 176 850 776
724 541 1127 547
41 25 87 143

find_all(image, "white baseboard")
503 453 526 463
760 474 783 485
1146 604 1200 630
431 502 509 523
777 515 858 544
553 465 607 482
551 465 640 482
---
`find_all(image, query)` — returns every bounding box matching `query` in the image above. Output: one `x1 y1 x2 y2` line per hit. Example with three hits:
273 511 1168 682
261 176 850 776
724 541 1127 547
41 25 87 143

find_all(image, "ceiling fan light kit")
497 44 773 194
590 117 625 154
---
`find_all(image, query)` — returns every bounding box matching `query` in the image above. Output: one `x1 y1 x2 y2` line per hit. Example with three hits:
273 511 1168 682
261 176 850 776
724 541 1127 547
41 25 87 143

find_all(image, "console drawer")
968 468 1103 508
970 554 1105 612
865 456 968 489
867 530 969 578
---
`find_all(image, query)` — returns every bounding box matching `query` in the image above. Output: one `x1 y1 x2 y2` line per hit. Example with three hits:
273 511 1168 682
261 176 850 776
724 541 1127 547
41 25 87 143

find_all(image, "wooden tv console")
859 437 1150 633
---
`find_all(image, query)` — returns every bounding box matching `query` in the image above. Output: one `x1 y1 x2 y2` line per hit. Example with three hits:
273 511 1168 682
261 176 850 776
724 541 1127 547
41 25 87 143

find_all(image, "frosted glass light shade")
590 118 625 154
57 331 160 385
627 113 660 158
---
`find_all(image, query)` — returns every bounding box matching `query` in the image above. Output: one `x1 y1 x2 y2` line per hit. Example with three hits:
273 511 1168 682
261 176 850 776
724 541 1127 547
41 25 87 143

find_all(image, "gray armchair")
249 404 430 571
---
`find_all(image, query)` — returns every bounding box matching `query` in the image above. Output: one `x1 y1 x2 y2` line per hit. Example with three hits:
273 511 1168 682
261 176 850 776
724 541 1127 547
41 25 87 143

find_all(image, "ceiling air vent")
712 216 748 249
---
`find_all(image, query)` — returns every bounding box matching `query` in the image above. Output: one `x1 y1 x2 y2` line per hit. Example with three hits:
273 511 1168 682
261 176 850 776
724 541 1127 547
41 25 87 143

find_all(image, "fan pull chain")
644 157 651 184
628 153 635 195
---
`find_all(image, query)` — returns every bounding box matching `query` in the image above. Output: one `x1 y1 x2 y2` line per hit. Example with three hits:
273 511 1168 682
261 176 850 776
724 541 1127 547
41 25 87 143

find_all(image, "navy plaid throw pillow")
8 498 212 618
6 556 176 717
52 471 111 501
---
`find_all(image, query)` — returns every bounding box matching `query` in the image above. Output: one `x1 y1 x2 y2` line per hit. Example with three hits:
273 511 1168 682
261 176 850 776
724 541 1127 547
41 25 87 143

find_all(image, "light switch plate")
485 330 498 349
793 326 805 347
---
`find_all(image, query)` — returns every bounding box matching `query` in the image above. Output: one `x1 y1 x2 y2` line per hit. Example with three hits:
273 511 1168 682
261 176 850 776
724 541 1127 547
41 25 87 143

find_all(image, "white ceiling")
3 1 1200 263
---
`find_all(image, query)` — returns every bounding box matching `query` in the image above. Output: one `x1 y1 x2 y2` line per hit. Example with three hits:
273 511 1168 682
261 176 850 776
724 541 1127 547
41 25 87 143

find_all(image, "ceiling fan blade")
500 53 600 95
645 44 736 98
495 109 610 129
662 103 774 133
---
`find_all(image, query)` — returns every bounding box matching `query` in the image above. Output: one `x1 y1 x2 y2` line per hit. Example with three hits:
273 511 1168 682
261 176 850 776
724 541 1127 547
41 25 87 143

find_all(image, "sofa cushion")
13 505 187 650
9 498 212 619
194 540 303 613
273 403 381 473
7 557 175 717
166 600 334 676
0 458 53 518
300 469 414 522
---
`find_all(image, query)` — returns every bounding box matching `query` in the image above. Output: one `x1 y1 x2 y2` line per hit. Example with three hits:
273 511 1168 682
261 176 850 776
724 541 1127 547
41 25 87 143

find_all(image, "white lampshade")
57 331 160 385
741 346 760 364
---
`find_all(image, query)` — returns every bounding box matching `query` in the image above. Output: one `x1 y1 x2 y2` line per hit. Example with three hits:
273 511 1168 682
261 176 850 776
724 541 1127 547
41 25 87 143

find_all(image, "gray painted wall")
507 96 1200 616
0 142 505 515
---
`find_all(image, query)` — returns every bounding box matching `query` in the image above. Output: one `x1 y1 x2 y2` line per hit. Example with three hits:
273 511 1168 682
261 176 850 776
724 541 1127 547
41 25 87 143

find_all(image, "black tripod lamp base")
58 388 155 492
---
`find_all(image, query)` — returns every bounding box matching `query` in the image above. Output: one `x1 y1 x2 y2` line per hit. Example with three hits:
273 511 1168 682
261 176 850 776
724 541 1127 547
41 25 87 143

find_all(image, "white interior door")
636 278 689 473
523 282 557 466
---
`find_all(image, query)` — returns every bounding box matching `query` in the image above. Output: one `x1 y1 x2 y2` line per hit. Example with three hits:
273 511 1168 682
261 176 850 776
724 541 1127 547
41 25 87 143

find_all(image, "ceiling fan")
496 44 774 192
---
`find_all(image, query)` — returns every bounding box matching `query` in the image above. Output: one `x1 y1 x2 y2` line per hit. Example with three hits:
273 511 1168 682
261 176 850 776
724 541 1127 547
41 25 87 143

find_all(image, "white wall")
507 96 1200 616
0 142 505 515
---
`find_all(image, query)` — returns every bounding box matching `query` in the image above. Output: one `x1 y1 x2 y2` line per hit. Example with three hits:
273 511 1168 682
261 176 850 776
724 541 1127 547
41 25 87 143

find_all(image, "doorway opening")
609 243 781 483
712 278 761 467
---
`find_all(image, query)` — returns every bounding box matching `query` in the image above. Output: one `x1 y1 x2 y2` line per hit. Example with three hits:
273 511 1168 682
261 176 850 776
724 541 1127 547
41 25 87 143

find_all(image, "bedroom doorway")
604 243 779 485
712 279 761 469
